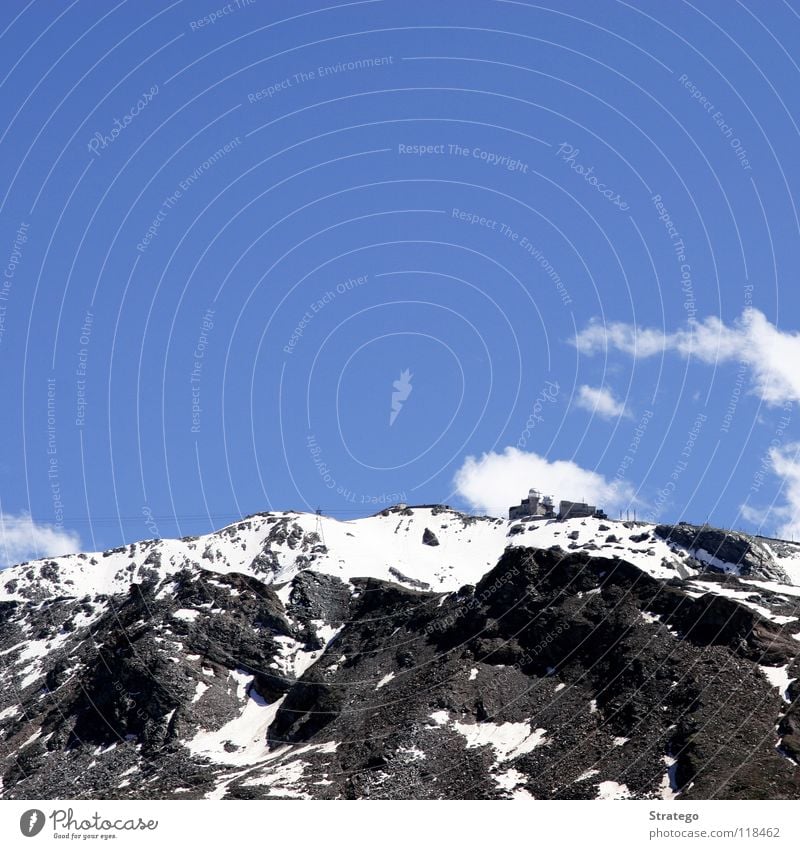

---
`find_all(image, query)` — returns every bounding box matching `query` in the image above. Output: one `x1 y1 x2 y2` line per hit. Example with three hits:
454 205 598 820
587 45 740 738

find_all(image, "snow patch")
428 712 548 762
172 609 200 622
760 664 795 703
660 755 679 799
186 675 284 766
375 672 395 690
512 787 536 799
596 780 632 799
241 759 311 798
192 681 209 704
494 768 528 792
691 581 797 624
428 710 450 726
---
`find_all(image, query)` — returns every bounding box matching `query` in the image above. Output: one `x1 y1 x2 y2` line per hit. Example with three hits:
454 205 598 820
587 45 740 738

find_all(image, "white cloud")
573 318 678 358
575 384 632 420
574 308 800 406
453 446 633 518
742 442 800 540
0 512 81 568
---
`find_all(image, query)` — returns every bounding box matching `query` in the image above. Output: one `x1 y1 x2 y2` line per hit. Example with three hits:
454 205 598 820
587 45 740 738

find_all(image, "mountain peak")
1 508 799 799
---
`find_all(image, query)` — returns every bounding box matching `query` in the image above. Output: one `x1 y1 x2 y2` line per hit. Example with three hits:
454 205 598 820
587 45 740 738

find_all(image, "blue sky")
2 0 800 564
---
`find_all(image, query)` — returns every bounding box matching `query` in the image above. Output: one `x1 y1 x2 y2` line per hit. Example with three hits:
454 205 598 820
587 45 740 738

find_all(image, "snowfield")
2 504 800 800
6 506 797 604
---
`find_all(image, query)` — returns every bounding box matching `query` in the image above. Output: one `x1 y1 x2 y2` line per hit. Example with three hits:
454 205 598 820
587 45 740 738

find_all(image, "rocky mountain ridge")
1 506 799 799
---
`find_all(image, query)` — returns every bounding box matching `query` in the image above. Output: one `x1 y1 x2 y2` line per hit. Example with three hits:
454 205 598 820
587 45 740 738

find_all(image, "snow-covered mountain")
1 505 799 799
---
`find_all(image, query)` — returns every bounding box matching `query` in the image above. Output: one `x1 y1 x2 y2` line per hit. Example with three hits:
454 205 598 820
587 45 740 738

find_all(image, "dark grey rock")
655 524 789 582
3 528 800 801
422 528 440 547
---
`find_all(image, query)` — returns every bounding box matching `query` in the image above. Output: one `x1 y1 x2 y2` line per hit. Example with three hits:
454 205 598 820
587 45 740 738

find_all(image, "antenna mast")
315 507 326 547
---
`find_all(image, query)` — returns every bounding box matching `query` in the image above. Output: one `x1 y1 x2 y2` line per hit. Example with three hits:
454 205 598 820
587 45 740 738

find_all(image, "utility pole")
315 507 326 547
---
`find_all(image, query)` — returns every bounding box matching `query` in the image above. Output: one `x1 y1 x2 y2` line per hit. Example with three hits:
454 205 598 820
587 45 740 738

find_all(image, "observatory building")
508 489 556 521
508 488 607 521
